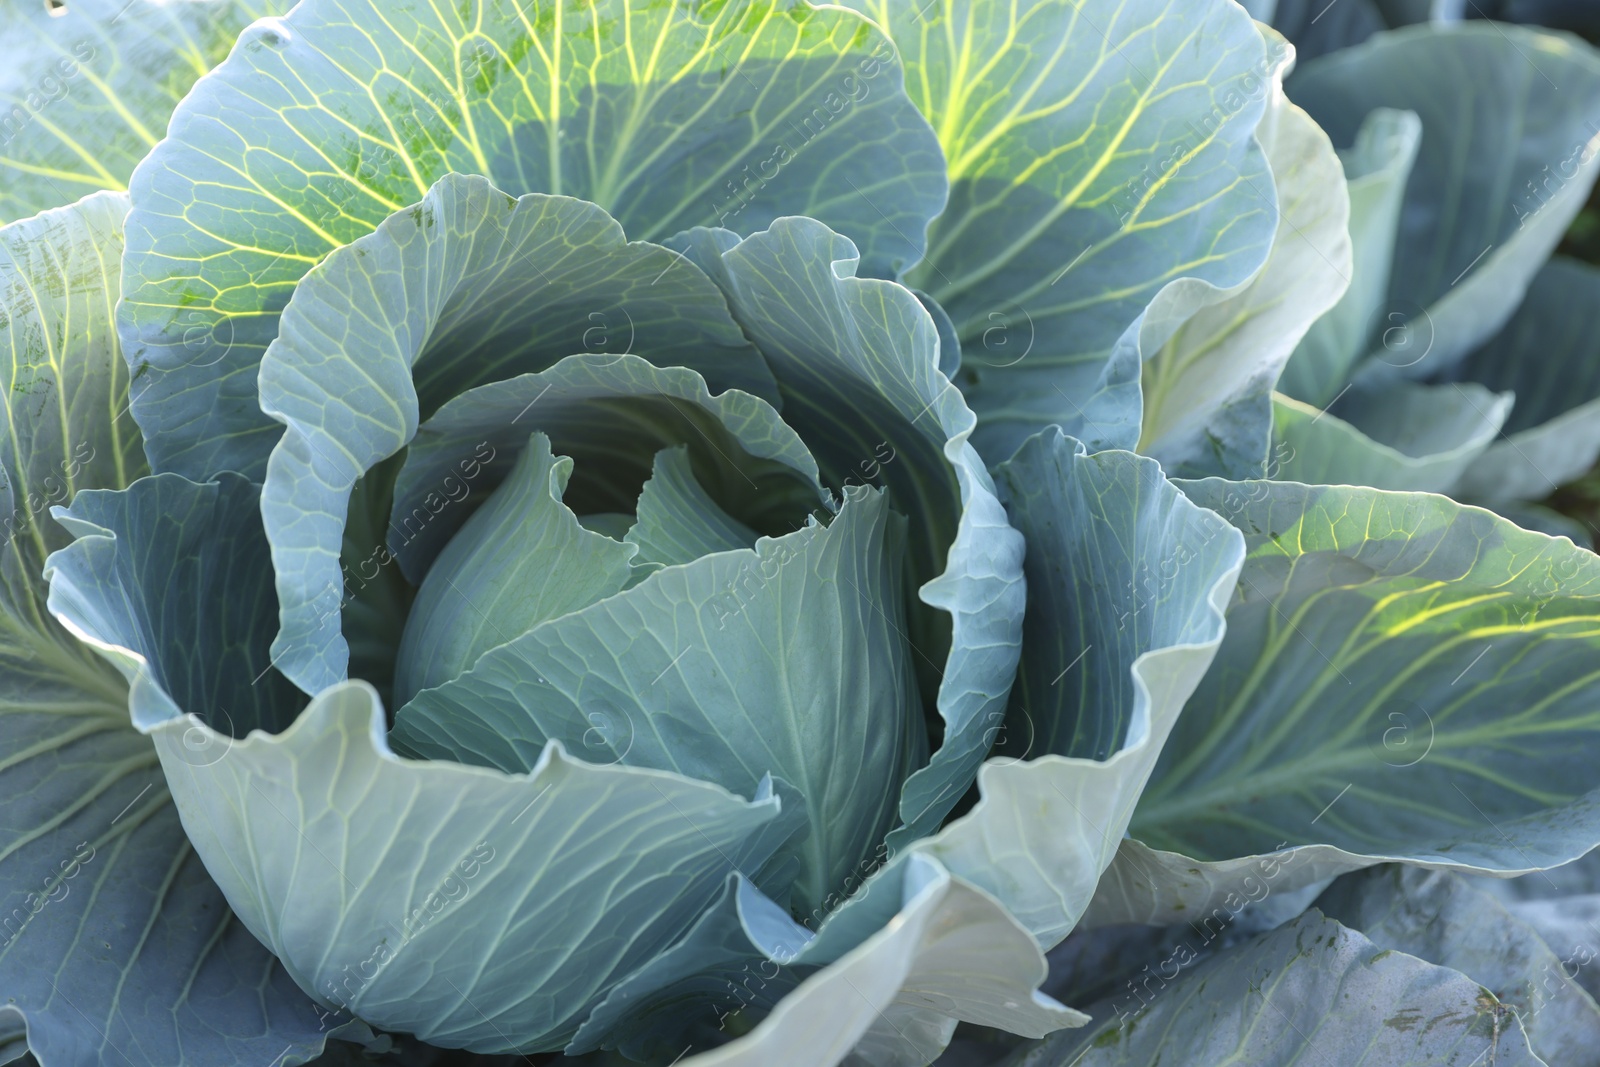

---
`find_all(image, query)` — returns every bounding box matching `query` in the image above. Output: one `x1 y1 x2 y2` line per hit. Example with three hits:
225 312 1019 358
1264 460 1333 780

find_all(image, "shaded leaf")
1003 911 1540 1066
1318 865 1600 1065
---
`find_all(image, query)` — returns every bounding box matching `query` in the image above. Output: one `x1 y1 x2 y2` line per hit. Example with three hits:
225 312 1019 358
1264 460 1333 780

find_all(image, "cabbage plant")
7 1 1600 1066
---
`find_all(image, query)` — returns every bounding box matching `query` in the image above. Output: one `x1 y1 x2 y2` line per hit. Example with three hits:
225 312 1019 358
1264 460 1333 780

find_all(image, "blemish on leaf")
1384 1007 1424 1032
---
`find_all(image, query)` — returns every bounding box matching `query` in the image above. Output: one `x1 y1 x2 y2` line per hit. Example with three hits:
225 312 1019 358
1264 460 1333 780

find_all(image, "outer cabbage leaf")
1278 107 1421 408
1289 22 1600 380
43 439 824 1059
43 502 812 1062
1 193 144 632
1000 911 1541 1066
665 217 1025 846
1452 257 1600 504
3 196 365 1067
565 873 811 1059
1272 382 1511 493
1511 896 1600 1006
1268 106 1513 495
672 853 1081 1067
575 826 1086 1064
117 0 946 481
0 0 289 224
1139 36 1351 479
791 432 1244 967
894 435 1242 951
158 684 800 1054
1090 480 1600 925
257 175 818 694
1318 865 1600 1065
1469 856 1600 1008
47 474 303 737
844 0 1279 460
0 710 371 1067
48 476 1082 1065
393 486 924 920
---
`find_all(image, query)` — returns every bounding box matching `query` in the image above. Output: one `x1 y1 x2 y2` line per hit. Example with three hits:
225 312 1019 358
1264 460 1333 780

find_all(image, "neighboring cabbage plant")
1264 20 1600 535
6 2 1600 1067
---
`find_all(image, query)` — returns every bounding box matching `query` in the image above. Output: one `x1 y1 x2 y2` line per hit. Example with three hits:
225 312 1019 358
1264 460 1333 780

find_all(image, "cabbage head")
8 1 1600 1066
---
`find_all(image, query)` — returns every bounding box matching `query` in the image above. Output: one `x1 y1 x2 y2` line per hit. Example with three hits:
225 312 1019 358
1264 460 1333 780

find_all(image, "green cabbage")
4 1 1600 1065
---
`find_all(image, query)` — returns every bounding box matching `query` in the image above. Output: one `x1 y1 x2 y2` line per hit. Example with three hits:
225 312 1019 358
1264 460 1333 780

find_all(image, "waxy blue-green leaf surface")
117 0 946 480
1273 25 1600 500
627 446 763 569
804 432 1244 958
846 0 1280 460
0 0 290 224
1272 382 1510 494
19 1 1600 1062
1318 865 1600 1065
1091 480 1600 925
1278 107 1421 408
1268 0 1445 63
393 486 923 919
0 193 143 702
0 721 371 1067
46 472 304 736
392 433 638 704
1471 857 1600 1009
567 873 810 1059
36 459 810 1057
896 434 1243 950
1003 911 1540 1066
673 853 1081 1067
666 217 1025 846
995 433 1244 765
1289 22 1600 381
145 683 801 1054
256 175 806 695
38 469 382 1066
1 196 366 1067
1139 42 1352 479
1452 257 1600 504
